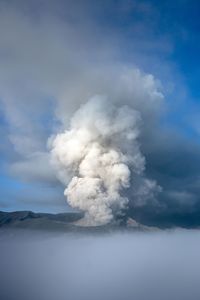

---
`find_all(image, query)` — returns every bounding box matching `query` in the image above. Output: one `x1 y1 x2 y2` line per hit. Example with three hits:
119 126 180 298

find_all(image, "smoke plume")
51 95 158 225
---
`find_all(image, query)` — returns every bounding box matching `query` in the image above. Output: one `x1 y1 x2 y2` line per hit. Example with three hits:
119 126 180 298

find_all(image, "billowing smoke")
50 95 158 225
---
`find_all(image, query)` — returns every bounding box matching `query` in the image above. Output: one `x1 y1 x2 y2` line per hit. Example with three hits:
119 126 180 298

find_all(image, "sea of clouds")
1 229 200 300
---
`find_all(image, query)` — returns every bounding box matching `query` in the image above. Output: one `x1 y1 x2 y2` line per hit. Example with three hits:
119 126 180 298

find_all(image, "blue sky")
0 0 200 224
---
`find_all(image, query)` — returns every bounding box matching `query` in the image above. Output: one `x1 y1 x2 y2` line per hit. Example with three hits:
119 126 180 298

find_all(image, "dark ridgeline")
0 211 83 231
0 211 158 232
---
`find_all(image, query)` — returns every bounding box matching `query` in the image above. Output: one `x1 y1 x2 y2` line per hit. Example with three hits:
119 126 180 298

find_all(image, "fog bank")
0 229 200 300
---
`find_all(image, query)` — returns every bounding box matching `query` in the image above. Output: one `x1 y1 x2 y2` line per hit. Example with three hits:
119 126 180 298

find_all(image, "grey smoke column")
51 96 158 225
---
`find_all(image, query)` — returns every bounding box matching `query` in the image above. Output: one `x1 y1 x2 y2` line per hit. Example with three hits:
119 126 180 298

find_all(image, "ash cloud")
50 96 160 225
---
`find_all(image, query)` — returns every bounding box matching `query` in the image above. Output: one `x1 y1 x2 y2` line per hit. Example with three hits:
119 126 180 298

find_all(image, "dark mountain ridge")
0 210 157 232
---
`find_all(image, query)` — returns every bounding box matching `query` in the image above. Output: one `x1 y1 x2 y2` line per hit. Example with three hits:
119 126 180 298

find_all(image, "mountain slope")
0 211 158 232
